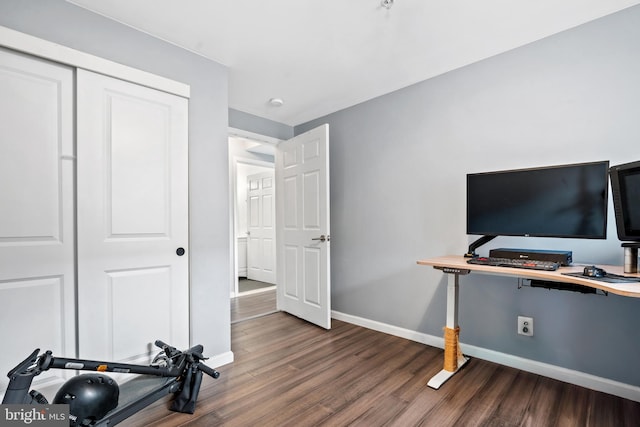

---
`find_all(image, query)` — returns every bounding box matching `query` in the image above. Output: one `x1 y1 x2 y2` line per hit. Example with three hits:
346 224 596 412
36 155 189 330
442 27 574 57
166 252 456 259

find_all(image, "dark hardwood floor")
231 288 277 324
124 303 640 426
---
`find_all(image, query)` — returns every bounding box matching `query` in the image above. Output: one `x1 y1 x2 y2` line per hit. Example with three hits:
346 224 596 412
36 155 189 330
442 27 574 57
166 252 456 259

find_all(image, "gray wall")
0 1 231 357
229 108 294 141
297 6 640 386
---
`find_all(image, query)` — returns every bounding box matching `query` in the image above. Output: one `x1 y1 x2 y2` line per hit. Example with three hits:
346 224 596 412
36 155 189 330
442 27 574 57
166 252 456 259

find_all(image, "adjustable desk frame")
417 255 640 389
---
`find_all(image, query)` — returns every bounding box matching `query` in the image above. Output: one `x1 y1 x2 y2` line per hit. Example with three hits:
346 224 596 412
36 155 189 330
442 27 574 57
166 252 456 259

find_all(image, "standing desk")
417 255 640 389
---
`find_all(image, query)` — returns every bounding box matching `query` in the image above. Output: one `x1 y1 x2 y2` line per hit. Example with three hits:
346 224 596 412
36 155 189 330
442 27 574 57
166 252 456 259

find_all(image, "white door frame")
228 128 280 298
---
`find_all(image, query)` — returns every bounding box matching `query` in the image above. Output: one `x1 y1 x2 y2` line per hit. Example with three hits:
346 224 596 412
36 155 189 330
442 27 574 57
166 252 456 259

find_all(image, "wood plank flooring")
238 278 275 294
124 305 640 426
230 289 277 324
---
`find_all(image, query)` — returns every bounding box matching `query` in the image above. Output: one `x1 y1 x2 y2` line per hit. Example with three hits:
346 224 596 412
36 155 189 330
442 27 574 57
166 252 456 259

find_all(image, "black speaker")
489 248 572 266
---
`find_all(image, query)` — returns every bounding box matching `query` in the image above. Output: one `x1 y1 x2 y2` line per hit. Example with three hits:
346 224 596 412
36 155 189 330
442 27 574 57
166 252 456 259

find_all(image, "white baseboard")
206 350 234 369
331 310 640 402
239 286 277 297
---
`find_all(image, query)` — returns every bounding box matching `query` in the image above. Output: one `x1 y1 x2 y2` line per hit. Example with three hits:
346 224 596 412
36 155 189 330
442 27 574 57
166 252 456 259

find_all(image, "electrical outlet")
518 316 534 336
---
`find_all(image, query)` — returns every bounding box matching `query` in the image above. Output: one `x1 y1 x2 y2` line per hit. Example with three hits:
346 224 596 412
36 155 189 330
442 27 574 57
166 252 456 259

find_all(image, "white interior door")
247 170 276 284
0 48 75 394
276 124 331 329
77 69 189 362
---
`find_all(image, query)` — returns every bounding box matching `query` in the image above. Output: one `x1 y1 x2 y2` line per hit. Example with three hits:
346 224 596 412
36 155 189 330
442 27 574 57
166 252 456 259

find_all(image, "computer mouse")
583 265 606 278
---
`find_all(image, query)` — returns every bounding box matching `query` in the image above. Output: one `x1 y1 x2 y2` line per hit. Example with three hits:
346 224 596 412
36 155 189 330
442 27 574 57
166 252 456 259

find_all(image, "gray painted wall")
229 108 294 141
0 0 231 358
297 6 640 386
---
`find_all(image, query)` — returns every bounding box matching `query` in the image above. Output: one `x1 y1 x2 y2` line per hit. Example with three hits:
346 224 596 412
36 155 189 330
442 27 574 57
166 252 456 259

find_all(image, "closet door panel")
109 93 170 236
0 48 75 395
77 69 189 362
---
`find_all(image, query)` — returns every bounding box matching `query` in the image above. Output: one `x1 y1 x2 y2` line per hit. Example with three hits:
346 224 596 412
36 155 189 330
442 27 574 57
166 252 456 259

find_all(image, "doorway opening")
229 129 279 323
229 124 331 328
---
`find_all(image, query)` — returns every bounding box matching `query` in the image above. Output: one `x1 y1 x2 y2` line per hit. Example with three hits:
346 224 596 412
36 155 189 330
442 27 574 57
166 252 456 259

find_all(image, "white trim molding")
229 127 283 146
332 310 640 403
0 25 190 98
206 351 234 369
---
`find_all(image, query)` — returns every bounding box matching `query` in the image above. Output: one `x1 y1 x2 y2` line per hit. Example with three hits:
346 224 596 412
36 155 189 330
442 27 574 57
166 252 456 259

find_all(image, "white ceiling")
68 0 640 127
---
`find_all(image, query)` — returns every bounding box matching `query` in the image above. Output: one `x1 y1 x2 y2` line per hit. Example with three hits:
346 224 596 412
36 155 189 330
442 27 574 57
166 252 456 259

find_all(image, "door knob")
176 247 185 256
311 235 330 242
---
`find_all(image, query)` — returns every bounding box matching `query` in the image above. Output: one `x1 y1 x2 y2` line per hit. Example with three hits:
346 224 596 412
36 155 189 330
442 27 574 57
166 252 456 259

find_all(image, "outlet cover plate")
518 316 534 336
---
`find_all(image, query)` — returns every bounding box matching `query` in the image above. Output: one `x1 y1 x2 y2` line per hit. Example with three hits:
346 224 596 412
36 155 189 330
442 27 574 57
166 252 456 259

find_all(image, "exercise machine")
2 340 220 426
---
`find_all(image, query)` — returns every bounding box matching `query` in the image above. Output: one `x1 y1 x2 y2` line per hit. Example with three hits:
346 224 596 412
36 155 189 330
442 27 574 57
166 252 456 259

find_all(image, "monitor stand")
622 243 640 273
464 235 496 258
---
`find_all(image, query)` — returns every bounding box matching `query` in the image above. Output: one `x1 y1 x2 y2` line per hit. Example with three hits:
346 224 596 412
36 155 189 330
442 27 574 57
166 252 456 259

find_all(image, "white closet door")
77 70 189 362
0 48 75 392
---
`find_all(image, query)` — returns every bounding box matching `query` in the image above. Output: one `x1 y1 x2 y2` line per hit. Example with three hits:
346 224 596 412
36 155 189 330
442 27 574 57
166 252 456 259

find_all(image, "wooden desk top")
417 255 640 298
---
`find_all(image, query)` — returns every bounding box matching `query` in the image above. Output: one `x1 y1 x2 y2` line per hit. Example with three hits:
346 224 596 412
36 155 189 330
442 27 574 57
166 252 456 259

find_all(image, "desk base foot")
427 356 469 389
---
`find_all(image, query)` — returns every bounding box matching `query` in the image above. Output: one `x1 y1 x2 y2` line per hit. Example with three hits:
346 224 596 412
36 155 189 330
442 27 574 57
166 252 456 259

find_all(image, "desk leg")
427 272 469 389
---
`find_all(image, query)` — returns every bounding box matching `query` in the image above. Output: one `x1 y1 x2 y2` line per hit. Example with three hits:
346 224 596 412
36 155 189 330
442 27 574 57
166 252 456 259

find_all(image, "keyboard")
467 256 559 271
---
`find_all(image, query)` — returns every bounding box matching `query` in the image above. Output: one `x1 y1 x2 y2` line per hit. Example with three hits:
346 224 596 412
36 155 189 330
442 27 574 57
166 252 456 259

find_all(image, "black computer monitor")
467 161 610 240
609 160 640 242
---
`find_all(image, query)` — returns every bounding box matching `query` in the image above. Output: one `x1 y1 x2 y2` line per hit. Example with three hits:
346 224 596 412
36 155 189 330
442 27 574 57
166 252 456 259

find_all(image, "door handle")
311 235 330 242
176 247 185 256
